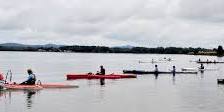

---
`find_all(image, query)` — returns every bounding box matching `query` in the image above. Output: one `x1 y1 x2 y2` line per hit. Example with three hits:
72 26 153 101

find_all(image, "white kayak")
181 68 218 71
138 61 164 64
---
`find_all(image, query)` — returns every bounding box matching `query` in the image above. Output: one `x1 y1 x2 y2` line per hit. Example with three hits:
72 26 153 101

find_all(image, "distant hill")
0 43 63 48
113 45 135 49
44 44 63 48
0 43 27 47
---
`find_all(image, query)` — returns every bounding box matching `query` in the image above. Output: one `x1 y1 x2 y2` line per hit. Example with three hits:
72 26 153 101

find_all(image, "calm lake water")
1 51 224 112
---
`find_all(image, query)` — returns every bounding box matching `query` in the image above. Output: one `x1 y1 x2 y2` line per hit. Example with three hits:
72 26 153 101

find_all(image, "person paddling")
172 66 176 77
99 66 105 85
0 73 4 89
154 65 159 73
0 73 3 81
100 66 105 75
199 64 204 69
154 65 159 79
20 69 36 85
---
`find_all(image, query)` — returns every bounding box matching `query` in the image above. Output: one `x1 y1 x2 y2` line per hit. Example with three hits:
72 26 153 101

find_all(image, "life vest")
33 74 36 81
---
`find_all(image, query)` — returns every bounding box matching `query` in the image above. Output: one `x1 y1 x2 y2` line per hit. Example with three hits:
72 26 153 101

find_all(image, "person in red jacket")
0 73 4 90
0 73 3 80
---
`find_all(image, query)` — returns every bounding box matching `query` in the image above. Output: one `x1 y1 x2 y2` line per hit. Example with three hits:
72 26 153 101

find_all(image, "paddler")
99 66 105 85
0 73 3 81
172 66 176 77
100 66 105 75
154 65 158 73
199 64 204 69
154 65 159 79
0 73 4 89
20 69 36 85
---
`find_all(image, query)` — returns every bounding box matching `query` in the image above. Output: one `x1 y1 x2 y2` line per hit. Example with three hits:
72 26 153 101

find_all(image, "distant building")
197 51 216 55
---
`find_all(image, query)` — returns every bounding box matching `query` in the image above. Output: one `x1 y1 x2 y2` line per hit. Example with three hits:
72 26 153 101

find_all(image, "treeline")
59 46 210 54
0 44 219 55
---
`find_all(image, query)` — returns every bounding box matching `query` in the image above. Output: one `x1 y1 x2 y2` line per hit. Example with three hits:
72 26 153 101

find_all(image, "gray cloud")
0 0 224 48
177 0 224 22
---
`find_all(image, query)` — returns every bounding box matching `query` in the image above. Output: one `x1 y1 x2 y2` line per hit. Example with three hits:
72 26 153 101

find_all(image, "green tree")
217 45 224 56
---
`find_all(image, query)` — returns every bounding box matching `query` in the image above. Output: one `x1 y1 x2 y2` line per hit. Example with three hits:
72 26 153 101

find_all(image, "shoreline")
0 43 222 56
0 50 219 56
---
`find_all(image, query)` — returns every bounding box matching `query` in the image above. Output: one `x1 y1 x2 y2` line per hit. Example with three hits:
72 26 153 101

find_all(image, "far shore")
0 43 223 56
0 49 219 56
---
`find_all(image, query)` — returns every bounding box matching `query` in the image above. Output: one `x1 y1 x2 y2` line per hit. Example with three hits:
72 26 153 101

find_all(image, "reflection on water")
217 84 224 93
0 90 5 98
26 90 36 109
154 73 159 79
200 70 205 74
200 72 205 78
0 90 39 110
86 79 106 86
172 77 176 85
100 79 105 86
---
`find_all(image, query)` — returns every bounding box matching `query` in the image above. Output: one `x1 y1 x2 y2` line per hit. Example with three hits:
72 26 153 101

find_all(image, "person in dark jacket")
20 69 36 85
200 64 204 69
99 66 105 85
172 66 176 77
100 66 105 75
154 65 159 79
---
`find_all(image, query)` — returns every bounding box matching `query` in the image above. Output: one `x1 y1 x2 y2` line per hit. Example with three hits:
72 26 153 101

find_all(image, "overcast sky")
0 0 224 48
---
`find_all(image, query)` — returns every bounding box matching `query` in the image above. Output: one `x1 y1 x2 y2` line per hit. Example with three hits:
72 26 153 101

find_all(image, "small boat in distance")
197 61 224 64
138 60 163 64
123 70 198 74
181 68 218 71
217 79 224 84
159 57 172 62
196 59 224 64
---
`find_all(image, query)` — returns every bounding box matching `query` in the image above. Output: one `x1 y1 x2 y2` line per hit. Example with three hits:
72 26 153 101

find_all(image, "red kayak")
66 73 137 80
4 84 43 90
39 83 79 88
4 83 78 90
